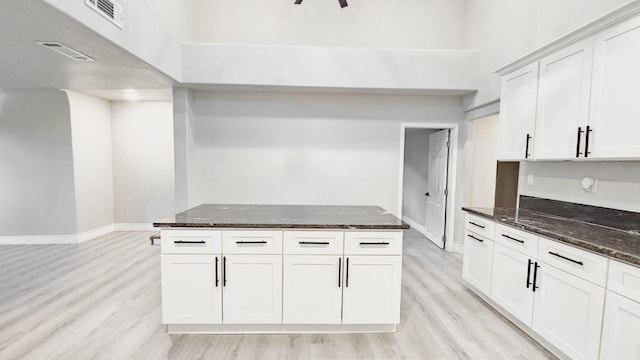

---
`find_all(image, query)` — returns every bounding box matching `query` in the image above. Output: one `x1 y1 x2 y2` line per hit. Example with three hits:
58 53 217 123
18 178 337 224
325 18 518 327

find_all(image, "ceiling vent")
36 42 95 62
85 0 124 29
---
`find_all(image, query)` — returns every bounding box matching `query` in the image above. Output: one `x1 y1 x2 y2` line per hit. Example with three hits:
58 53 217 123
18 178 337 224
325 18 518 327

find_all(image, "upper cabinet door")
534 39 594 160
589 15 640 159
498 62 539 161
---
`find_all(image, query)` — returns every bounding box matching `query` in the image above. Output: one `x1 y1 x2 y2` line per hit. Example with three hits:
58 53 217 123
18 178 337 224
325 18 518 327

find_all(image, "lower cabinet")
532 264 605 360
161 254 222 324
342 256 402 324
462 230 494 296
600 291 640 360
490 243 535 326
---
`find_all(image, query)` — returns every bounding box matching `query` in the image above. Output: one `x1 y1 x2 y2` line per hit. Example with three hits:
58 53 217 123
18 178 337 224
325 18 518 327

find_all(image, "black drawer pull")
469 221 485 229
467 234 484 243
174 240 206 244
299 241 330 245
359 242 390 245
549 251 584 266
235 241 268 244
501 234 524 244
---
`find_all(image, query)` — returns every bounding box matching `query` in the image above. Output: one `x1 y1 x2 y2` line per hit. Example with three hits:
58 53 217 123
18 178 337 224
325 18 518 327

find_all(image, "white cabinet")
490 243 536 326
462 230 494 296
589 15 640 159
532 263 605 360
498 62 539 160
222 254 283 324
600 291 640 360
534 39 594 160
161 254 222 324
283 255 343 324
342 256 402 324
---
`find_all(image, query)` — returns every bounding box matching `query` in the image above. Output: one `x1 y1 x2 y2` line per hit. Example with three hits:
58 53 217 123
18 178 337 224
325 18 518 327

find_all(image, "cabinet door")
498 62 539 160
589 15 640 158
532 264 605 360
490 244 534 326
283 255 343 324
462 231 494 296
161 255 222 324
600 291 640 360
535 39 593 160
342 256 402 324
222 255 282 324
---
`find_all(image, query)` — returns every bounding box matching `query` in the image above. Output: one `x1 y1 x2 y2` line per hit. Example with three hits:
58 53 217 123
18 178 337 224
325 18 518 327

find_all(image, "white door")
462 231 494 296
534 39 593 160
161 255 222 324
424 129 449 248
600 291 640 360
532 264 605 360
222 255 283 324
589 15 640 159
342 256 402 324
497 62 539 160
490 244 535 326
283 255 343 324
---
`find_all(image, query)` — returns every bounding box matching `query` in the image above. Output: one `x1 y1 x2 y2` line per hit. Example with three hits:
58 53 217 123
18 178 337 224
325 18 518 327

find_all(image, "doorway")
398 123 458 251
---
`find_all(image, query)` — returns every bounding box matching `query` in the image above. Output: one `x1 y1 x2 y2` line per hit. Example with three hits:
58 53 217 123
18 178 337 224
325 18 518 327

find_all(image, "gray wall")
0 90 77 236
402 129 435 225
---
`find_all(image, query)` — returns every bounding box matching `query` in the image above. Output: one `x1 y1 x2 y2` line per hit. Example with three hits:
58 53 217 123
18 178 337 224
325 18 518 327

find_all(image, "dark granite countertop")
463 207 640 267
154 204 409 230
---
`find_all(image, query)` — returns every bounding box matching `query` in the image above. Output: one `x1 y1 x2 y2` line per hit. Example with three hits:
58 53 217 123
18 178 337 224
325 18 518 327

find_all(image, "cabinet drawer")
537 237 608 287
465 213 495 240
344 232 402 255
495 224 539 258
283 231 344 255
222 231 283 254
608 260 640 303
161 230 222 254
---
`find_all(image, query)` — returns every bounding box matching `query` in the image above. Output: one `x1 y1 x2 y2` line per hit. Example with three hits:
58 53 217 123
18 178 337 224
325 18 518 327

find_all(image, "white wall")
111 101 175 223
469 114 498 207
402 129 434 225
66 91 114 233
193 0 465 49
136 0 198 42
0 90 77 236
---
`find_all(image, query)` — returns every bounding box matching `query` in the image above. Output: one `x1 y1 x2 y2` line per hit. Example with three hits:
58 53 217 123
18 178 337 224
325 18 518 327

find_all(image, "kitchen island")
154 204 409 334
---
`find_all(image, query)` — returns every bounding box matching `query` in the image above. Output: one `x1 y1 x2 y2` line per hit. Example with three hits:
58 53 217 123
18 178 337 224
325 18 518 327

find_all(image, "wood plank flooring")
0 230 555 359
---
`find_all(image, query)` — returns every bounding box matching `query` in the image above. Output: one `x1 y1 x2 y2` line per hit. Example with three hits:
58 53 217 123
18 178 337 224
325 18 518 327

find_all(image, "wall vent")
36 42 95 62
85 0 124 29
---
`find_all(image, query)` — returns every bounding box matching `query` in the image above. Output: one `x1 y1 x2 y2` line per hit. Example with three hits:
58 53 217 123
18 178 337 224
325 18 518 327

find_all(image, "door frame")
397 122 459 252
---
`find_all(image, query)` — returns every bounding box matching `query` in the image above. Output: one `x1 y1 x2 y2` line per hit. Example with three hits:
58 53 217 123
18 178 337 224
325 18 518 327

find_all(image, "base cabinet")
490 243 535 326
462 231 494 296
600 291 640 360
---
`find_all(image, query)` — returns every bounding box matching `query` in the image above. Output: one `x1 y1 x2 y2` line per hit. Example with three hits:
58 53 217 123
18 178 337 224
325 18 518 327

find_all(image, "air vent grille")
85 0 124 29
36 42 95 62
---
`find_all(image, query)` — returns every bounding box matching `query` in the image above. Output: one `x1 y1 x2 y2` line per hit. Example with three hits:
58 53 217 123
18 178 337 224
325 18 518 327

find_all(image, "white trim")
0 234 78 245
113 223 155 231
167 323 396 334
402 216 427 237
452 243 464 254
77 224 115 243
398 122 459 253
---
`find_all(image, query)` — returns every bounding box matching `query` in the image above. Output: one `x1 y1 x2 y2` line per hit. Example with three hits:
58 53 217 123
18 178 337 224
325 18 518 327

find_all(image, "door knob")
425 192 430 196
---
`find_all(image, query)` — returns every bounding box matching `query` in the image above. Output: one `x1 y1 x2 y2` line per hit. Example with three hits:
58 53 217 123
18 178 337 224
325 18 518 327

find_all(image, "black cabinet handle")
215 257 219 287
235 241 268 244
223 256 227 287
338 257 342 288
467 234 484 243
549 251 584 266
346 257 350 288
174 240 206 244
525 133 532 159
526 259 532 288
501 234 525 244
585 126 592 157
532 262 540 292
299 241 330 245
576 127 584 157
359 242 390 245
469 221 485 229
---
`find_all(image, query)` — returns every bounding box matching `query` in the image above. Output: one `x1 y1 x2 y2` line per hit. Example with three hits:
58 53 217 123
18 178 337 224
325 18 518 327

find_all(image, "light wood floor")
0 230 554 360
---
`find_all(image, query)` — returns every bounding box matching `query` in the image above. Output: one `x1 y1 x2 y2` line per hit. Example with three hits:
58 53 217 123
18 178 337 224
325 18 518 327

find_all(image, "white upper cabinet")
589 15 640 159
534 39 594 160
498 62 539 161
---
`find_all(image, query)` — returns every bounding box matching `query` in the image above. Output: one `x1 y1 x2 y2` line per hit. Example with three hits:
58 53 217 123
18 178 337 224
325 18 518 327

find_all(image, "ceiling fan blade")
338 0 348 7
294 0 302 4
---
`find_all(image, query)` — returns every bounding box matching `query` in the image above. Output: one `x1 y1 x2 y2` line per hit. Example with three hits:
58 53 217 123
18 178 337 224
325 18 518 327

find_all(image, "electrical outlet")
527 174 534 186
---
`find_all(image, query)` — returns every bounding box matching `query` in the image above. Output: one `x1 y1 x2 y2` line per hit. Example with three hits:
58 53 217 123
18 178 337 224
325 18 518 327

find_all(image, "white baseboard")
113 223 155 231
0 234 78 245
451 242 464 254
78 224 115 243
402 216 427 236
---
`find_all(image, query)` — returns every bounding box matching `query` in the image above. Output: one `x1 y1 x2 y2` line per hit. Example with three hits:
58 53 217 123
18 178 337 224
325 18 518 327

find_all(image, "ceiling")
0 0 175 100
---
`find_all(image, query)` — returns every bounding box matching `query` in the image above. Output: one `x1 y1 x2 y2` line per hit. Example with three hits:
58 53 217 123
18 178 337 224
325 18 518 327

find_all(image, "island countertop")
153 204 409 230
